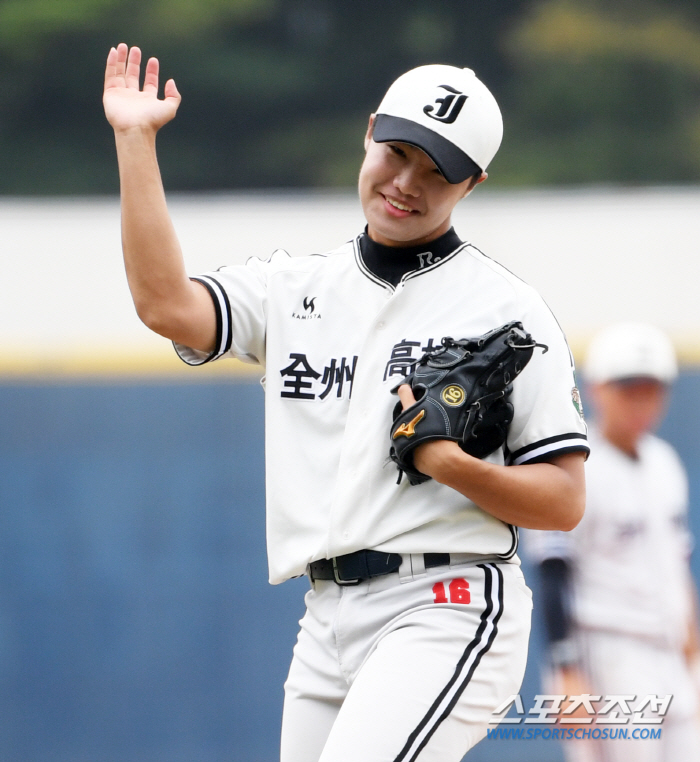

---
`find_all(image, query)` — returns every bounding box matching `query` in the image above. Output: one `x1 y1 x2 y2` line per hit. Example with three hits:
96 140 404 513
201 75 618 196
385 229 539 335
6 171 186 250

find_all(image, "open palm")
103 43 181 133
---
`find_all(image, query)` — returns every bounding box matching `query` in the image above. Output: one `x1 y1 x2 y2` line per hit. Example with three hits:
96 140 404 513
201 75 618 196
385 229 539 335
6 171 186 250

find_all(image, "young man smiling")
358 121 486 248
104 47 588 761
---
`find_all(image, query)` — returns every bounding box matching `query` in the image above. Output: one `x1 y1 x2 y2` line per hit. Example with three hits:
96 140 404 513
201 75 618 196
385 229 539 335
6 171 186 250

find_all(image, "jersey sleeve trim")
498 524 519 560
172 275 233 367
509 433 589 466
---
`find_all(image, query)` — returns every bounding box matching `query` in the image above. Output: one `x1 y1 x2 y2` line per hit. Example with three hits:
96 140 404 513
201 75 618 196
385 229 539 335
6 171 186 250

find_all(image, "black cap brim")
372 114 481 184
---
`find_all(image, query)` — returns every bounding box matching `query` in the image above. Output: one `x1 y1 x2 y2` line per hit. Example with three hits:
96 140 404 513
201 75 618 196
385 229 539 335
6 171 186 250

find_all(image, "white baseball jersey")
528 426 693 648
527 427 700 762
175 235 589 584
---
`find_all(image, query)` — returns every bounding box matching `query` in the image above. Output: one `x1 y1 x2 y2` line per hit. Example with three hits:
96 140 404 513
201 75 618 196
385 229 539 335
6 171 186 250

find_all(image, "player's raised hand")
103 43 181 134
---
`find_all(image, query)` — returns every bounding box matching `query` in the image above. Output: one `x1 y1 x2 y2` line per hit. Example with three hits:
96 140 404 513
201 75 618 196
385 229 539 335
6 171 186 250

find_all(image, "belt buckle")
333 557 361 586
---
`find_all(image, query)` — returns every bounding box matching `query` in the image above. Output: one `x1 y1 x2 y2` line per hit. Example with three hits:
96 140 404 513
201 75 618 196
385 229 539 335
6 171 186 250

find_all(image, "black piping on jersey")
352 234 471 291
468 244 579 371
498 524 519 561
468 243 590 467
401 242 470 285
175 275 233 365
509 432 589 466
392 563 504 762
354 238 395 289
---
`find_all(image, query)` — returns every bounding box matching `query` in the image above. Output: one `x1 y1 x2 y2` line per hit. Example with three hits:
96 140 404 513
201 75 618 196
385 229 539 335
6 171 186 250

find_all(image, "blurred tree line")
0 0 699 193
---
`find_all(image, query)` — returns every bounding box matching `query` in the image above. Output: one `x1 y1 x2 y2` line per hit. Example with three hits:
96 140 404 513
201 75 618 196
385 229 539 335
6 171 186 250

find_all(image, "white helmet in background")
583 322 678 385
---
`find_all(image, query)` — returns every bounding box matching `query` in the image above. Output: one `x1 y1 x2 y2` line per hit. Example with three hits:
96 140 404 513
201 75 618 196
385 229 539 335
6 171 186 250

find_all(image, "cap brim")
372 114 481 184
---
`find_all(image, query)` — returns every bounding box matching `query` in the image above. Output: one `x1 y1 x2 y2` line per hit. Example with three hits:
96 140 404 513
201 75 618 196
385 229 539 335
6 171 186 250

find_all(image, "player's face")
358 118 485 247
593 379 668 453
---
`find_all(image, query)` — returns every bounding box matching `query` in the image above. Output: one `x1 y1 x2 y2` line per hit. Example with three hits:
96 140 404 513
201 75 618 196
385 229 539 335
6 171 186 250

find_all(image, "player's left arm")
397 385 585 530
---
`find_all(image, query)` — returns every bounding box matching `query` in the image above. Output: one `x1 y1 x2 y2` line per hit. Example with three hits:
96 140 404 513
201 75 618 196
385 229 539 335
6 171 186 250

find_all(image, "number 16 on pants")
433 578 471 604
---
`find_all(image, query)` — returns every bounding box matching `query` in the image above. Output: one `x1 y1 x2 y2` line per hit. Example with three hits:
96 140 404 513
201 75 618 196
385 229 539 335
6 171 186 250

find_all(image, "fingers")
115 42 128 72
104 44 127 89
106 44 177 100
104 46 116 87
125 45 142 89
104 43 137 89
163 78 181 102
104 43 143 89
143 56 160 94
397 384 416 410
104 43 181 127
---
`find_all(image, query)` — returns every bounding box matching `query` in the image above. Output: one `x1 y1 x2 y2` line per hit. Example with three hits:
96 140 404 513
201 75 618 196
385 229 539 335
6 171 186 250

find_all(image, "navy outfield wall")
1 373 700 762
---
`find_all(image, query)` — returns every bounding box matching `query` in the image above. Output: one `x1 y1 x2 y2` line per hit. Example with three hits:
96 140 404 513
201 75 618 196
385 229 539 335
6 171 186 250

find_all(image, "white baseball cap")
372 64 503 184
584 322 678 384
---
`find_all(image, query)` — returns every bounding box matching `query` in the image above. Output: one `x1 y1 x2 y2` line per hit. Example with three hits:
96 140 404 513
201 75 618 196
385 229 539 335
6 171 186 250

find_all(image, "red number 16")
432 578 471 605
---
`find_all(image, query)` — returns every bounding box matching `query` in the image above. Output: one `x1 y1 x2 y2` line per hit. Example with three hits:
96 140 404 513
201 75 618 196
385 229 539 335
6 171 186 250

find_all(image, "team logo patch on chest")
291 296 322 320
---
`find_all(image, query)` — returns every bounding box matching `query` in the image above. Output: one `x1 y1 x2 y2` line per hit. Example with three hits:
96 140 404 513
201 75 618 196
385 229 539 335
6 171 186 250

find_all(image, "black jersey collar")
358 226 464 288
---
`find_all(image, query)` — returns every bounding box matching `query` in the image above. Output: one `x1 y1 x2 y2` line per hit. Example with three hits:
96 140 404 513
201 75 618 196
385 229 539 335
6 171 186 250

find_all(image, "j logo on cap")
423 86 467 125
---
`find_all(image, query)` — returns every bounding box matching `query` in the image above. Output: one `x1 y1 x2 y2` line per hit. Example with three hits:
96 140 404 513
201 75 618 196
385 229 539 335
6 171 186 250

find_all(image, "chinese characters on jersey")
279 337 436 400
280 354 358 400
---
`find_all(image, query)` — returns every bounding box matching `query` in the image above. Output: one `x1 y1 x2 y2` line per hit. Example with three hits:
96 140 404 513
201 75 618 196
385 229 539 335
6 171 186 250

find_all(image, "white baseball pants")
561 629 700 762
280 559 532 762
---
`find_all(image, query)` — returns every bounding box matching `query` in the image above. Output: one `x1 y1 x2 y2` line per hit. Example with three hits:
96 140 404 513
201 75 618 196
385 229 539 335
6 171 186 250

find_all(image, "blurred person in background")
527 322 700 761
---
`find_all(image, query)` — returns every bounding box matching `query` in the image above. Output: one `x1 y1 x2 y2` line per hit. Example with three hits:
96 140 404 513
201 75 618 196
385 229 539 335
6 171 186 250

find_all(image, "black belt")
307 550 451 586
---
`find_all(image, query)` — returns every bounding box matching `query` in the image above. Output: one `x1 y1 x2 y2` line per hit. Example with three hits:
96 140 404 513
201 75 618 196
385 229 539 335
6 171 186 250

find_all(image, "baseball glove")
389 321 548 485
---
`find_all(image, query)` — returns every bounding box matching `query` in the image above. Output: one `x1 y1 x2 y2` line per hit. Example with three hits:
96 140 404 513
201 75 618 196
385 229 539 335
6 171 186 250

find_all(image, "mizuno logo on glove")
392 409 426 439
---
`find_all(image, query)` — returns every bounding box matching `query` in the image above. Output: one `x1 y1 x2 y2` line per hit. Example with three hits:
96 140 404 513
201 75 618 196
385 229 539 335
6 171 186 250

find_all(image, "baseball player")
103 43 589 761
527 322 700 762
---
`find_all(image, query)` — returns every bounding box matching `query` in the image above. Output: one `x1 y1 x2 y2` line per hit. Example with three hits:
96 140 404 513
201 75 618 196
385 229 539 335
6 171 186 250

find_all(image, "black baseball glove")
389 321 548 485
